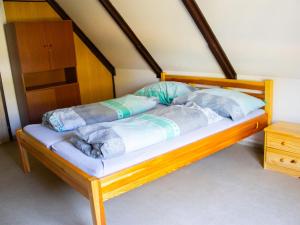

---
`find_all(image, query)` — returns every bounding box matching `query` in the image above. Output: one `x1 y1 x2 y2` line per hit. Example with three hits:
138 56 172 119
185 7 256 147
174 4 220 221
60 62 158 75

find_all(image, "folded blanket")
70 102 223 159
42 94 158 132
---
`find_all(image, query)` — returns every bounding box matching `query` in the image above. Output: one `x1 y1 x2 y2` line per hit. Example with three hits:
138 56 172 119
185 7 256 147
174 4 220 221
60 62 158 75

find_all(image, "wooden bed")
16 74 273 225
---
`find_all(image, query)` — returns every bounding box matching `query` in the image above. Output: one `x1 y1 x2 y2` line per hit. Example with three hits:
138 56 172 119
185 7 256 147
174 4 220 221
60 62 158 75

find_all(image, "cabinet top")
7 20 72 25
265 122 300 138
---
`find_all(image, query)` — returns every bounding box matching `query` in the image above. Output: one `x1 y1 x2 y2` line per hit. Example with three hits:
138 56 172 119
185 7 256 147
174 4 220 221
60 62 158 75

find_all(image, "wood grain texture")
264 122 300 178
266 148 300 172
26 87 56 123
266 133 300 155
26 83 81 123
165 74 265 90
16 129 93 197
264 162 300 178
45 20 76 69
14 22 50 73
4 23 30 125
74 35 114 103
24 70 66 88
264 80 273 124
265 122 300 138
88 179 106 225
16 130 31 174
6 20 81 124
12 20 76 72
55 83 81 107
4 1 113 104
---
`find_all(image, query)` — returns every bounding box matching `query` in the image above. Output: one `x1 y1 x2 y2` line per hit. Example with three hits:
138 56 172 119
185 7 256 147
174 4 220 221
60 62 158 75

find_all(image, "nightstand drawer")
266 148 300 171
266 133 300 154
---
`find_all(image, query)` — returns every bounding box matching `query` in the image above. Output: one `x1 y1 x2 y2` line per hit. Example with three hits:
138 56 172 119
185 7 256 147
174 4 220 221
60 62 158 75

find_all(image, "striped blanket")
42 95 158 132
70 103 223 159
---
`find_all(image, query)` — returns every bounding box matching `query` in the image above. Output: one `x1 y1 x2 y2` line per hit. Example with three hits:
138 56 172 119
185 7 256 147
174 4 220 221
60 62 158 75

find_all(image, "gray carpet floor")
0 141 300 225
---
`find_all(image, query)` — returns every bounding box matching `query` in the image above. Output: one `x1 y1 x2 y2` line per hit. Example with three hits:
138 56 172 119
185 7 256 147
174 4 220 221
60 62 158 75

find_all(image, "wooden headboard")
161 72 273 124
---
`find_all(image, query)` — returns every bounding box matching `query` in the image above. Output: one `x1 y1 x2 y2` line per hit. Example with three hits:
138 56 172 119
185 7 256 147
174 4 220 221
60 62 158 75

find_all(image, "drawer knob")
280 158 284 162
290 160 297 164
281 141 285 146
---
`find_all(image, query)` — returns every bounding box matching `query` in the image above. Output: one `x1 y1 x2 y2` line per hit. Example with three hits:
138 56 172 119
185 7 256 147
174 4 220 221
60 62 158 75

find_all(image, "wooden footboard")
16 74 273 225
16 129 106 225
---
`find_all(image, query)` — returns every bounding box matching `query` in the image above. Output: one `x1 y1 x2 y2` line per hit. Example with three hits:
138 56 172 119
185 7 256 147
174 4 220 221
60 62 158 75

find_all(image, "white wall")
195 0 300 78
0 0 21 134
115 69 158 97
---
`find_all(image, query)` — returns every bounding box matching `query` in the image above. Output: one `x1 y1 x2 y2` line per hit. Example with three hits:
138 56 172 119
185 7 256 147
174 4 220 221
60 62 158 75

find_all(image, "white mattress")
24 124 75 148
23 109 265 178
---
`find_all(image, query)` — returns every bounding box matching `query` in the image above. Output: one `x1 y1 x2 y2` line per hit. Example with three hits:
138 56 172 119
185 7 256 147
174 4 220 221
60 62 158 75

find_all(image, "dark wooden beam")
0 74 13 140
46 0 116 77
182 0 237 79
98 0 163 78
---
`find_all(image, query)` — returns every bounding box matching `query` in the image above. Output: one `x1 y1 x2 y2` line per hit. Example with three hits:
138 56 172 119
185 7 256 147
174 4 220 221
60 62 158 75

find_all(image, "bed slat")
165 75 265 90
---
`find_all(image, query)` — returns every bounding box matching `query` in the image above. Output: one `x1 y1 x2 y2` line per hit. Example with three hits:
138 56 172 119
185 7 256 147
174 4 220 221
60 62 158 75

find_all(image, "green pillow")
135 81 196 105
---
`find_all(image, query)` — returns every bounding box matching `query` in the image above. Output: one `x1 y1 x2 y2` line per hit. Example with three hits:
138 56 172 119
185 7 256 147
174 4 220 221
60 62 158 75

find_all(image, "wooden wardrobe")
5 20 81 126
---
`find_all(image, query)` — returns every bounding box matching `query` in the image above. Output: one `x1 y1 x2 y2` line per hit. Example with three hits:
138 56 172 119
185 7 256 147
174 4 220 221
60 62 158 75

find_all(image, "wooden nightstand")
264 122 300 178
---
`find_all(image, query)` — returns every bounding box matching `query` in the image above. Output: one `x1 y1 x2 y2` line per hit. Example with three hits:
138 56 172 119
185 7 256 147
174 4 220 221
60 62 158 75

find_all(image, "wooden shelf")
26 81 77 92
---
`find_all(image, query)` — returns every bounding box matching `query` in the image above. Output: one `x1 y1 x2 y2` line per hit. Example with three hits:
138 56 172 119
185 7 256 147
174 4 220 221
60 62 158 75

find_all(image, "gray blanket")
70 103 223 159
42 94 158 132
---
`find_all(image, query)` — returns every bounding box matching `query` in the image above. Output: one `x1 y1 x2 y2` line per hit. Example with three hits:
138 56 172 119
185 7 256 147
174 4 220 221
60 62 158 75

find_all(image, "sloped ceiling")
56 0 148 70
56 0 300 78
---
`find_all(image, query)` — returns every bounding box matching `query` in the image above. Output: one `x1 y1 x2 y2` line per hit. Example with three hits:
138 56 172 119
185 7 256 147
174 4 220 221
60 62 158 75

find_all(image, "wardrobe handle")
290 159 297 164
280 158 284 162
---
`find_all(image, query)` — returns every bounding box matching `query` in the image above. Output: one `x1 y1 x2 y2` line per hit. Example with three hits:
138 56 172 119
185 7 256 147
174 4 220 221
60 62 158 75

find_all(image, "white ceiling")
57 0 300 78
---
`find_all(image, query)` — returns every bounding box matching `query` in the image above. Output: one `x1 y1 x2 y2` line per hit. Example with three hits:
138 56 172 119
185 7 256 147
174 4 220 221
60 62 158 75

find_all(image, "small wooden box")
264 122 300 178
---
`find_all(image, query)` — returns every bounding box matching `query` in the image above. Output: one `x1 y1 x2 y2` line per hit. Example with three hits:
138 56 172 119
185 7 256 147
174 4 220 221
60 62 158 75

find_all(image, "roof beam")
46 0 116 76
98 0 163 78
182 0 237 79
0 74 12 140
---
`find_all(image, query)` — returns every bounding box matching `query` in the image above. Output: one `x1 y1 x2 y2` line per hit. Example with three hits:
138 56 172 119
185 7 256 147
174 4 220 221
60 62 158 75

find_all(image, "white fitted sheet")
24 124 75 148
49 109 265 178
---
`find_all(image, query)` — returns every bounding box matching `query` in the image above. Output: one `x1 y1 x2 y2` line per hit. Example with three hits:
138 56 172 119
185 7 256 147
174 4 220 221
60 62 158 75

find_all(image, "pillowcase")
134 81 196 105
178 88 265 120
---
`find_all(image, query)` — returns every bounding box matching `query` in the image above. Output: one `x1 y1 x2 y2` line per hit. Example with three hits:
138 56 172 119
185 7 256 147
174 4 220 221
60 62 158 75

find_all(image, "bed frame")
16 74 273 225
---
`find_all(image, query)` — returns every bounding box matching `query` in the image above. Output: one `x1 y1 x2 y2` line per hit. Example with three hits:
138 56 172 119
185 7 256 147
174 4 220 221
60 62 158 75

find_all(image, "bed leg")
16 130 31 174
88 179 106 225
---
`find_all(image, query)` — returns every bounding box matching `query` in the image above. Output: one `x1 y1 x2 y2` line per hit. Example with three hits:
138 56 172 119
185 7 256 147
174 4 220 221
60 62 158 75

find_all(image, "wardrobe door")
26 88 57 123
45 21 76 70
15 22 50 73
55 83 81 108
